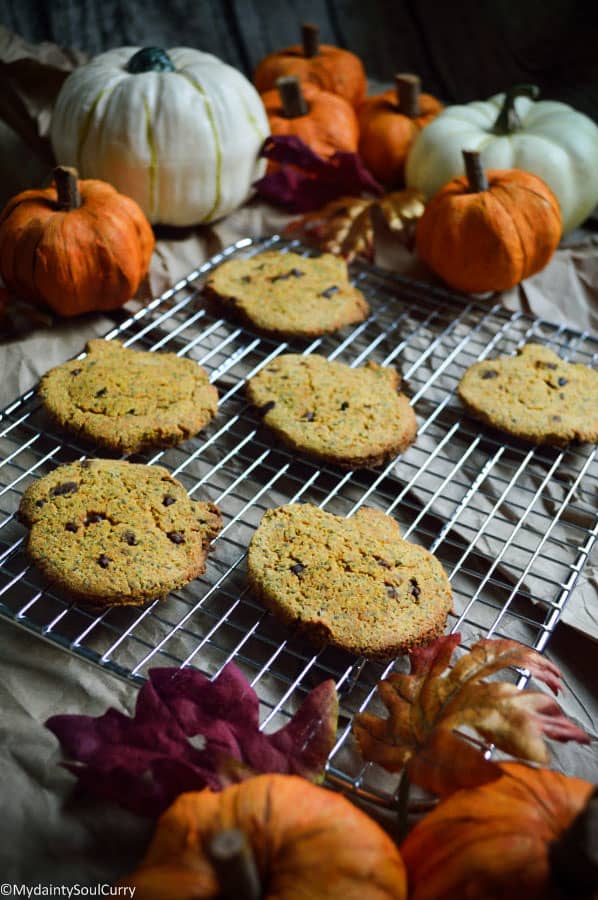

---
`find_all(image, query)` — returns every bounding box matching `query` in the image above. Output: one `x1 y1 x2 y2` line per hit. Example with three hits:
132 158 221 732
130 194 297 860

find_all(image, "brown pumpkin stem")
462 149 489 193
54 166 82 211
207 828 262 900
492 83 540 134
549 789 598 896
277 76 309 118
395 74 421 117
302 22 320 58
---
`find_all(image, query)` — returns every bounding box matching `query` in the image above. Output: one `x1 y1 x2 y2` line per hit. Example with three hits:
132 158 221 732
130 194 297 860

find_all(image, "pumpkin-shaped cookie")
119 774 407 899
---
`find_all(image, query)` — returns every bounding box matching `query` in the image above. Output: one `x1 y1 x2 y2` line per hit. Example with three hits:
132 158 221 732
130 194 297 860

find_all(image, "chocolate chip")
559 393 565 400
95 387 107 398
290 563 306 575
35 499 45 508
539 362 557 370
51 481 79 496
552 415 562 422
301 411 315 421
558 377 568 386
163 495 177 507
321 285 339 298
481 370 498 379
122 530 137 545
340 401 349 411
97 554 110 569
80 460 91 469
71 368 82 376
167 530 185 544
127 409 136 415
259 400 276 415
386 585 398 598
241 275 252 283
65 521 78 532
270 268 305 282
410 577 421 599
85 512 105 525
376 558 391 569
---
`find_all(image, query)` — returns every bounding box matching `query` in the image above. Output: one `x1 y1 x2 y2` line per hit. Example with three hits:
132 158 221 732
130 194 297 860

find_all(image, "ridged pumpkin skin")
51 47 269 226
261 82 359 158
118 774 407 900
401 763 594 900
415 169 562 293
358 89 443 185
255 43 366 108
0 178 154 316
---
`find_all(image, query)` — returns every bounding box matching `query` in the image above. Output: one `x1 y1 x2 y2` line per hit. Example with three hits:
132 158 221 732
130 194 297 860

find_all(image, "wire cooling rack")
1 234 596 807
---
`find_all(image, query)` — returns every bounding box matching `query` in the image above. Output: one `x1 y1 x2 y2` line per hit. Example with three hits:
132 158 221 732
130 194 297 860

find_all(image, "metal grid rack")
0 234 596 808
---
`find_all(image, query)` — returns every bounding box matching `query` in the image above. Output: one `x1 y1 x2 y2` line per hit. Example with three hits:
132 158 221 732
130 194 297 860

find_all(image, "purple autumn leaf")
254 134 383 212
46 663 338 818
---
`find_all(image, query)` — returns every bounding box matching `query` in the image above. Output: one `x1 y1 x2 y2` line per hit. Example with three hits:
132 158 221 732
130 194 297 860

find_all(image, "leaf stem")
207 828 262 900
396 768 411 842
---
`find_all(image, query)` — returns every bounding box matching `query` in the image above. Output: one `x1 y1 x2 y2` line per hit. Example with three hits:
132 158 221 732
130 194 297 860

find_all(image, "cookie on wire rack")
19 459 222 608
246 353 417 468
204 250 370 338
39 339 218 455
247 503 452 660
458 343 598 446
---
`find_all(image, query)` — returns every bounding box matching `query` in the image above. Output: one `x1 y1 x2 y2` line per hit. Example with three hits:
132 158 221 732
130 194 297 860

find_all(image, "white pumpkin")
51 46 269 226
406 85 598 233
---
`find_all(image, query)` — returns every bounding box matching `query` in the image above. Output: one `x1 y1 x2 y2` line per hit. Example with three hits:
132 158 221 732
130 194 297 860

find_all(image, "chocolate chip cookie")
458 343 598 445
39 340 218 455
204 250 370 338
246 354 417 468
247 504 452 659
19 459 222 607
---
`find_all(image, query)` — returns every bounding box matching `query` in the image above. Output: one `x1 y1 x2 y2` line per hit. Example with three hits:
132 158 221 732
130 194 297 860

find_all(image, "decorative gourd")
118 774 407 899
358 74 443 186
0 167 154 317
254 23 367 109
406 84 598 233
50 46 269 226
401 762 597 900
415 150 562 293
261 76 359 159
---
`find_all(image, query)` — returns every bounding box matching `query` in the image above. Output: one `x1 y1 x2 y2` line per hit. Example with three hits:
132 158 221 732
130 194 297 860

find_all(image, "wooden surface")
0 0 597 119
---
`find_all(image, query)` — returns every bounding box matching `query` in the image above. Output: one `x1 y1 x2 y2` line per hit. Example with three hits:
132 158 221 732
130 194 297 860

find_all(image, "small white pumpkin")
406 84 598 233
51 46 269 226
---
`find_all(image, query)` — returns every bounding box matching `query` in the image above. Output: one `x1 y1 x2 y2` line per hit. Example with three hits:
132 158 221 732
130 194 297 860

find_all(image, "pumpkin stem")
491 83 540 134
126 47 176 74
54 166 82 211
207 828 262 900
462 149 489 192
395 74 421 117
549 788 598 896
396 768 412 842
277 76 309 118
302 22 320 58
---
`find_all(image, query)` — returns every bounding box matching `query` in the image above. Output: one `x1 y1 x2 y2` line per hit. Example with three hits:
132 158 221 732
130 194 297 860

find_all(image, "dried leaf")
285 189 426 261
46 663 338 817
353 635 589 797
254 134 383 213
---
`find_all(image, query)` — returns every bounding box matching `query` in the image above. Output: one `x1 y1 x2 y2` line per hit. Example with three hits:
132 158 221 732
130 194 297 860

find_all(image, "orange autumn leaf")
353 634 590 797
285 189 426 262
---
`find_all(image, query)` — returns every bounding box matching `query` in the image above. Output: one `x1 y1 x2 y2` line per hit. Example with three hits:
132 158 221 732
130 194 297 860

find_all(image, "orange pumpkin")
118 774 407 899
254 23 367 109
415 150 562 293
401 762 596 900
262 76 359 159
358 74 443 186
0 166 154 317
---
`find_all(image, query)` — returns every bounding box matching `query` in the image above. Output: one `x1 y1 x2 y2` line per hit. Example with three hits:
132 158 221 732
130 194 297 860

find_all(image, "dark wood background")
1 0 597 120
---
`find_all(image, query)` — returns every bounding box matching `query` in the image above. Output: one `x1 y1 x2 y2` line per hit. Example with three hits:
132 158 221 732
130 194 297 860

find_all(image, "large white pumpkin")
51 46 269 226
406 85 598 233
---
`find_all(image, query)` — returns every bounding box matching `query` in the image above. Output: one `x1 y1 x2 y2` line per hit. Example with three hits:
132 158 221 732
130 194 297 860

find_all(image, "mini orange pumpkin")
118 774 407 899
358 74 444 186
401 762 596 900
254 23 367 109
261 76 359 159
415 150 562 293
0 166 154 317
